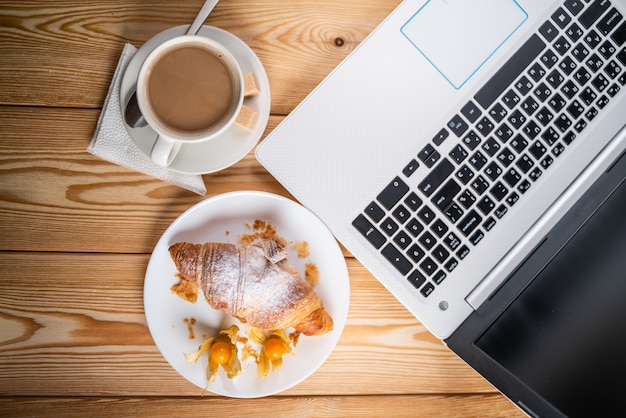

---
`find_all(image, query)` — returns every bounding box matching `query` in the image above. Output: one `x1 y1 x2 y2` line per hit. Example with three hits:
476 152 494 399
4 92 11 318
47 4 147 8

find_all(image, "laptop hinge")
466 125 626 310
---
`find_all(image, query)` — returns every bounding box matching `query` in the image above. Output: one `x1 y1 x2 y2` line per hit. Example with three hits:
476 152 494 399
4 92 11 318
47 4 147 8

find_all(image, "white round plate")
144 191 350 397
120 26 271 174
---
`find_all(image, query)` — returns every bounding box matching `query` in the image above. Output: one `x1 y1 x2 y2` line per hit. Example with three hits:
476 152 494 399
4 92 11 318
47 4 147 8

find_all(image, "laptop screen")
447 150 626 417
476 173 626 416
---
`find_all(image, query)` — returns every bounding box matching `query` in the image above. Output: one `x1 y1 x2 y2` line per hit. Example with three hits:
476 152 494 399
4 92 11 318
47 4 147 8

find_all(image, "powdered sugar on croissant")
168 238 333 336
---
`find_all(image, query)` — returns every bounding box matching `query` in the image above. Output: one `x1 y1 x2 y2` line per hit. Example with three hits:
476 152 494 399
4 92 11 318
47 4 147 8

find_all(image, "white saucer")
120 26 271 175
143 191 350 397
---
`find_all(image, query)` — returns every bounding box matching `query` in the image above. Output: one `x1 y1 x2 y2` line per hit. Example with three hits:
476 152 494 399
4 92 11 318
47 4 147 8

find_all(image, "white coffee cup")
136 35 244 167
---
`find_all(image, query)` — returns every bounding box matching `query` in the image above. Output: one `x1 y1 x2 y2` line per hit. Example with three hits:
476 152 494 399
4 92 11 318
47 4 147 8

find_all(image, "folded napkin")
88 43 207 196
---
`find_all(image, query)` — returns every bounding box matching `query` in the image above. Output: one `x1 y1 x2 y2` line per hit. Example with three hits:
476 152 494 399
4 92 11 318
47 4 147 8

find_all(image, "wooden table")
0 1 525 416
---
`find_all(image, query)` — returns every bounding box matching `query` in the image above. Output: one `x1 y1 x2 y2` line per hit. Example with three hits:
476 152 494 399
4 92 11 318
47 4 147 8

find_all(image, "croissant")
168 238 333 336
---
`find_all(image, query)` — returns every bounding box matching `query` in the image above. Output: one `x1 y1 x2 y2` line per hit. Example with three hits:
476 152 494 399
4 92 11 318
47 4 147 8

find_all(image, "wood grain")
0 0 401 113
0 106 287 253
0 1 524 415
0 252 492 397
0 395 526 417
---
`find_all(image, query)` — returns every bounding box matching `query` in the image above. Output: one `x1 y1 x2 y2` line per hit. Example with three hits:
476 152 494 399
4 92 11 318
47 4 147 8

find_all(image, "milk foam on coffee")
147 45 234 133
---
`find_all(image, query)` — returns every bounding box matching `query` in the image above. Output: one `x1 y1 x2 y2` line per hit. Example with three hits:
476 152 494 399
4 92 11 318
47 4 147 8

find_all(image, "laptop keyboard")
353 0 626 298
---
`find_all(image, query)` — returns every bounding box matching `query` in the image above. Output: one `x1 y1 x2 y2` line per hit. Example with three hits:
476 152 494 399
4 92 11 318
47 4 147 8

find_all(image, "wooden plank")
0 252 492 397
0 0 401 113
0 395 526 417
0 106 289 253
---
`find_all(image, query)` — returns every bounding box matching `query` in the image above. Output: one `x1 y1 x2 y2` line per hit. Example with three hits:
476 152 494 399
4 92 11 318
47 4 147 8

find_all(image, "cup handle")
150 135 182 167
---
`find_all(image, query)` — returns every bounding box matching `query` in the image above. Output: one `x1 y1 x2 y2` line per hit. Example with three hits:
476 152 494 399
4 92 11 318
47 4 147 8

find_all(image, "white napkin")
88 43 207 196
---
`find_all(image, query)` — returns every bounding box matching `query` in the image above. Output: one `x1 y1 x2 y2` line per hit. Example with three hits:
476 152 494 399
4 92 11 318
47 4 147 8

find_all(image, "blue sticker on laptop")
401 0 527 89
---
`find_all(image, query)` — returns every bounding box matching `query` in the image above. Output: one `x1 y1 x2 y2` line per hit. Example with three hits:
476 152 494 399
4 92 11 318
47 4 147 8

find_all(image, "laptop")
256 0 626 415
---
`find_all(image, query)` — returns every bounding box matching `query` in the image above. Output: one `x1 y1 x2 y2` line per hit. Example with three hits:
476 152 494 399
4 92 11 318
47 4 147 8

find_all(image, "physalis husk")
247 327 292 378
185 324 242 385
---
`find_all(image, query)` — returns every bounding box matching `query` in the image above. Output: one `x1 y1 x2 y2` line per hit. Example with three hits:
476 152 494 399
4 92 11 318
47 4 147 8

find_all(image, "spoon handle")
187 0 220 36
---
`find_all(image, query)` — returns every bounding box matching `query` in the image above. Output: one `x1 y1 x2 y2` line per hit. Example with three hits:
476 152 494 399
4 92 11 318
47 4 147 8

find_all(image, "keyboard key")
534 82 553 102
403 159 419 177
404 192 423 211
495 205 509 219
407 244 426 262
377 177 409 210
483 216 497 231
598 8 623 36
502 89 521 108
461 101 482 123
469 151 488 170
392 204 411 224
482 137 501 157
432 245 450 263
418 143 437 163
433 270 447 285
503 168 522 186
419 231 436 249
553 36 572 55
540 49 559 68
381 217 399 236
448 114 469 136
484 161 503 180
566 22 584 42
455 164 475 185
489 103 508 122
407 269 427 290
546 69 565 88
431 219 449 238
458 209 483 237
432 179 462 210
394 230 412 249
476 117 495 137
490 181 509 201
365 201 385 222
457 245 470 260
530 140 548 159
539 20 559 42
418 206 436 224
444 232 462 250
612 21 626 46
521 96 539 115
579 0 611 29
552 7 572 29
418 158 454 197
470 230 485 246
445 258 459 273
433 128 449 146
584 29 603 49
444 202 465 223
523 120 542 140
419 257 438 276
515 75 534 95
474 34 546 109
565 0 585 17
382 243 412 275
471 175 489 195
516 154 535 172
406 218 424 237
497 148 516 167
449 144 469 164
457 190 476 209
548 93 567 112
420 282 435 297
353 214 386 249
477 196 496 215
462 131 482 150
572 43 590 63
560 56 578 75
